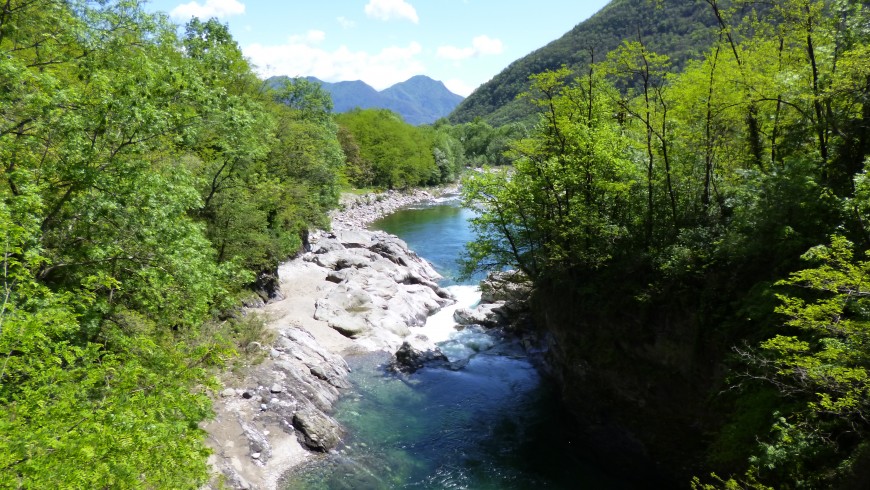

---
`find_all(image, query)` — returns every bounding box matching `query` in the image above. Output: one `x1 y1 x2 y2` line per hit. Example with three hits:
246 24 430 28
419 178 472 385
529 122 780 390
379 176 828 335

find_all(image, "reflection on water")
369 199 482 286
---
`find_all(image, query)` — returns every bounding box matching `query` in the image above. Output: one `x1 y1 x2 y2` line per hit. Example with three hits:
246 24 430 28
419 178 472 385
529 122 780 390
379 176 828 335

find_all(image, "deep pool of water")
368 198 483 286
282 199 635 489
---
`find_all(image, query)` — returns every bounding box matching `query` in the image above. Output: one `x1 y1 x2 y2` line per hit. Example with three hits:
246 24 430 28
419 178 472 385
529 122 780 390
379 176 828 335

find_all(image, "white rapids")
411 285 497 362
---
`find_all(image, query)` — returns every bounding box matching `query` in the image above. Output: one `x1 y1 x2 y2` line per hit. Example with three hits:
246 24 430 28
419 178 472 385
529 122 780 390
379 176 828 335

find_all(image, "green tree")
740 236 870 486
336 108 438 189
0 2 345 486
462 67 638 279
0 198 226 488
0 2 235 486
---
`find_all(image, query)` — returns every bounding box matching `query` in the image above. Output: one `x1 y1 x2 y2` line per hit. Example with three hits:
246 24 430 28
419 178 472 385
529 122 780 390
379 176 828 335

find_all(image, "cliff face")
531 278 724 481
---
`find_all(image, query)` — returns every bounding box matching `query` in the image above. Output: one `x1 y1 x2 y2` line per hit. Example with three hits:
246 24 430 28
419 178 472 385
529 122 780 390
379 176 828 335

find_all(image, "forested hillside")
462 0 870 487
268 75 464 125
450 0 721 125
0 1 344 486
335 109 464 189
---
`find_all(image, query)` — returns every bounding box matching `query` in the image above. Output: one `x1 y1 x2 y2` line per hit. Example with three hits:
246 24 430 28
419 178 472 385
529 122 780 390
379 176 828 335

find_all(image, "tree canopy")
0 1 344 486
462 0 870 486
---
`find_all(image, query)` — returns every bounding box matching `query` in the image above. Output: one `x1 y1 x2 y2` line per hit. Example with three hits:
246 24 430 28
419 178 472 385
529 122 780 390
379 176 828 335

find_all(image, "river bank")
331 185 459 231
203 187 463 490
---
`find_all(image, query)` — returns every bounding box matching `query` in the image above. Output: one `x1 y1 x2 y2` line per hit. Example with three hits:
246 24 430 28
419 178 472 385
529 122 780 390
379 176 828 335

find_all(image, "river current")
282 199 631 489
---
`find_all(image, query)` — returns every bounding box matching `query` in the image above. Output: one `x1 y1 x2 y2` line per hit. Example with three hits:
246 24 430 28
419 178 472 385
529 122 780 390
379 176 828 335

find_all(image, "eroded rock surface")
204 327 351 490
307 230 453 348
205 189 460 490
293 409 342 451
452 270 533 330
391 336 450 373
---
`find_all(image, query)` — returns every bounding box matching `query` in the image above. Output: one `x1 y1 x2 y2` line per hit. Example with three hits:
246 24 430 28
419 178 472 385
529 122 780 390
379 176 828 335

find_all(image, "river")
282 199 634 489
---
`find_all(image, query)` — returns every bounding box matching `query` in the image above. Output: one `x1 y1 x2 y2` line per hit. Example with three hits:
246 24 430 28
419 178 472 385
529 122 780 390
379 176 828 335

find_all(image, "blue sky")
145 0 610 96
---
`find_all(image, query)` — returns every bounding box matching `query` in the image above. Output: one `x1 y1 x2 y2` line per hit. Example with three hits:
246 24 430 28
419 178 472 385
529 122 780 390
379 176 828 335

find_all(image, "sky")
144 0 610 96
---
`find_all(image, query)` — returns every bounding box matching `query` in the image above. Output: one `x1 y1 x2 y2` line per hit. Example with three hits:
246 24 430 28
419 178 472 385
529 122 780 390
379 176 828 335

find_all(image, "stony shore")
203 188 460 490
330 185 460 231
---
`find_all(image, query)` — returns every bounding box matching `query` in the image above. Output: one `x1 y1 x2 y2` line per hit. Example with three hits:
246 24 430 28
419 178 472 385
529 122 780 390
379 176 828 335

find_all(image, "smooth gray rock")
334 230 372 248
309 238 345 254
239 420 272 463
479 270 532 304
293 409 342 451
310 249 374 271
453 302 508 328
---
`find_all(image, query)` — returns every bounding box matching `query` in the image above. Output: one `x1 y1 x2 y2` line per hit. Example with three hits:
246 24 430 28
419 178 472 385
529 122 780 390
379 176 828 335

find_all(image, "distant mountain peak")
267 75 463 126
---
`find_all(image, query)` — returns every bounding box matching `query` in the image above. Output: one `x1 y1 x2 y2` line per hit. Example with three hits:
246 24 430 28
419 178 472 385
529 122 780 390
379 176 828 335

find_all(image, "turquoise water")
282 199 634 489
368 199 482 286
283 350 628 489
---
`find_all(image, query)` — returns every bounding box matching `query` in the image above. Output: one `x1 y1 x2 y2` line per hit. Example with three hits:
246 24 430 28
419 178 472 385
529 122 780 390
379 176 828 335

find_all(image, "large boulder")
479 270 532 304
309 237 345 254
293 409 342 451
309 231 453 343
313 287 376 337
453 302 509 328
334 230 372 249
391 338 449 373
309 249 375 270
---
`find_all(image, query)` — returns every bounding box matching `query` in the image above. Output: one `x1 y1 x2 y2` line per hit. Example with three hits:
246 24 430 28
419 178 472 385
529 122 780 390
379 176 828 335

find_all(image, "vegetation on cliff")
462 0 870 487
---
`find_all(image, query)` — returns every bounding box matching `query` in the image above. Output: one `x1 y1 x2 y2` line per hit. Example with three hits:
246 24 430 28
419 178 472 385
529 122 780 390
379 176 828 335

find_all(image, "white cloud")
443 78 475 97
170 0 245 20
471 35 503 55
436 45 473 61
337 16 356 29
244 40 425 91
288 30 326 44
364 0 419 24
437 35 503 61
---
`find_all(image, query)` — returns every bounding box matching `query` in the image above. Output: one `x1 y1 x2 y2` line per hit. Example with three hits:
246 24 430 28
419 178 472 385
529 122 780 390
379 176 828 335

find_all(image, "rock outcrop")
204 327 351 490
205 189 461 490
451 270 533 330
390 336 450 373
292 409 342 451
307 230 453 349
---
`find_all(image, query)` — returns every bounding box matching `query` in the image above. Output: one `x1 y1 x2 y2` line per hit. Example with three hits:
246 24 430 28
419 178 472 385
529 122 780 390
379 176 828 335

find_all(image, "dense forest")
462 0 870 488
0 1 481 485
0 0 468 486
0 0 351 485
450 0 726 126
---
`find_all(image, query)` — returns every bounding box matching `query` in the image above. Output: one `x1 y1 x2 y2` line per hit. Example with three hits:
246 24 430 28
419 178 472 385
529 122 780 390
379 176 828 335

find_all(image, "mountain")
379 75 465 125
268 75 464 126
449 0 722 125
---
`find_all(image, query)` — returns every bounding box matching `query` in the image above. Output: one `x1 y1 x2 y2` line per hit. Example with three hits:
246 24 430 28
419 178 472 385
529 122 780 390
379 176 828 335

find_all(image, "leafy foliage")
336 108 450 189
0 1 343 486
463 67 637 278
462 0 870 486
742 237 870 485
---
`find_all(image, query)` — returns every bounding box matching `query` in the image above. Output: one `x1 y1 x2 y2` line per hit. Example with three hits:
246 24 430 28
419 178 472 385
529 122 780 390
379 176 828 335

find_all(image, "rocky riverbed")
331 186 459 231
203 189 468 490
